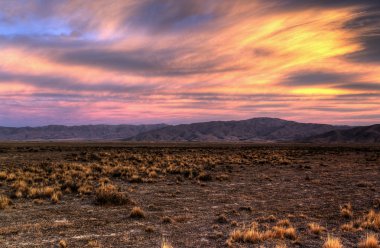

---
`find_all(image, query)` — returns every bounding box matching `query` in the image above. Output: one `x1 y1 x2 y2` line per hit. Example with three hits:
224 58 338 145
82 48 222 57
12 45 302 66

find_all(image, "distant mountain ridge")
305 124 380 143
1 118 379 143
0 124 167 140
127 117 350 142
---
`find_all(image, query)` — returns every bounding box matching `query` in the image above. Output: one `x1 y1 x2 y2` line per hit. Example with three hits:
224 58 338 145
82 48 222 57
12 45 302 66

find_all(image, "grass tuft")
95 184 130 205
358 233 379 248
129 207 145 218
0 194 11 209
323 235 343 248
308 222 325 235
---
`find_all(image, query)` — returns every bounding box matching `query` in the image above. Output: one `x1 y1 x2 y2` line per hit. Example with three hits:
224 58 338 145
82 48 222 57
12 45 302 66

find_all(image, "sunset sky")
1 0 380 127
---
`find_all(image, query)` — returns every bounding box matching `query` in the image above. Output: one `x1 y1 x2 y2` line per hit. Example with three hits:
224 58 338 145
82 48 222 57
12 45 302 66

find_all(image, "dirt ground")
0 142 379 248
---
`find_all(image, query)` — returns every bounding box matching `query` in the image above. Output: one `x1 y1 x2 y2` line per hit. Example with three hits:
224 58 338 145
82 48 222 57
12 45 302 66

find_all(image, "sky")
1 0 380 127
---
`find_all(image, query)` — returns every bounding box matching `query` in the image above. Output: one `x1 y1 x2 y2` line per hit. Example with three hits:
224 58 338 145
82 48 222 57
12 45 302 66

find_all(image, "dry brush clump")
308 222 326 235
0 147 299 210
341 209 380 232
340 203 353 219
0 194 11 209
323 235 343 248
58 239 67 248
87 240 102 248
129 206 145 219
161 238 174 248
95 184 131 205
226 220 297 246
358 233 379 248
361 210 380 231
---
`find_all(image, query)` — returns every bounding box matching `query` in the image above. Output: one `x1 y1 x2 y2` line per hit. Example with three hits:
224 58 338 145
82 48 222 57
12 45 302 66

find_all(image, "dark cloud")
281 71 357 86
173 93 295 102
270 0 380 11
301 107 370 113
0 34 97 50
128 0 217 32
56 48 242 76
344 7 380 64
0 71 158 94
335 83 380 91
346 35 380 63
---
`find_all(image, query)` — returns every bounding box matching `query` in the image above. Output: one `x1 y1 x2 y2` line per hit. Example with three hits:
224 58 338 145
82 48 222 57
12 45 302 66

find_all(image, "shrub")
340 203 353 219
362 210 380 231
358 233 379 248
130 207 145 219
0 194 11 209
59 239 67 248
161 238 173 248
95 184 130 205
87 240 101 247
0 171 7 180
308 222 326 235
198 172 212 181
51 191 62 204
323 235 343 248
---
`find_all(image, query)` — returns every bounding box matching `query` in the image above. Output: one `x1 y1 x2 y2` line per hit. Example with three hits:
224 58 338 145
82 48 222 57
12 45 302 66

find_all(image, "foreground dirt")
0 142 379 247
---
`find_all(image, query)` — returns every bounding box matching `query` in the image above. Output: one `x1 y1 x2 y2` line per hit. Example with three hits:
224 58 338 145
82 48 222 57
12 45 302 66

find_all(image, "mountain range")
0 118 379 143
0 124 167 140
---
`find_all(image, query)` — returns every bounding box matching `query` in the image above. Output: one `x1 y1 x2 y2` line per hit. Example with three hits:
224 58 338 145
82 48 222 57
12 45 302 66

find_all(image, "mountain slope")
306 124 380 143
0 124 167 140
127 117 348 141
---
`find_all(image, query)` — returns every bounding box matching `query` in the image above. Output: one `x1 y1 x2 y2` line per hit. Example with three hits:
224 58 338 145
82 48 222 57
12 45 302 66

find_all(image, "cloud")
128 0 218 32
0 71 159 94
55 48 243 76
270 0 380 11
346 35 380 63
344 8 380 63
0 1 380 126
280 71 357 86
335 83 380 91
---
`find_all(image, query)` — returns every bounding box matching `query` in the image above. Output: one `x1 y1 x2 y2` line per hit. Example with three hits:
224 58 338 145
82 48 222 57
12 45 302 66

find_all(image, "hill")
127 117 348 141
0 124 167 140
306 124 380 143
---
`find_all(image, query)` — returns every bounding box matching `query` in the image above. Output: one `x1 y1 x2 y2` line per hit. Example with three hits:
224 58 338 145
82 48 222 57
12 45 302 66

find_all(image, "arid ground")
0 143 379 247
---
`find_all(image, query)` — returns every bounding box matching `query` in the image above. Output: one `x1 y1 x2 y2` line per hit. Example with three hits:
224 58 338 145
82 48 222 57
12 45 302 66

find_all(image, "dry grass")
78 184 93 195
227 228 273 244
275 243 287 248
145 225 154 233
323 235 343 248
161 238 174 248
362 210 380 231
272 226 297 240
227 221 297 246
129 206 145 218
1 144 379 247
341 222 358 232
0 171 7 180
0 194 11 209
28 186 55 199
95 184 130 205
59 239 67 248
308 222 326 235
276 219 291 227
51 191 62 204
87 240 101 247
340 203 353 219
358 234 379 248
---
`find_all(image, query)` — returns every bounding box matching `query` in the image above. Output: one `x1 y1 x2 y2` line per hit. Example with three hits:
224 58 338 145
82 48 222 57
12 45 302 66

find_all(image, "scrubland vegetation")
0 142 379 247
